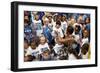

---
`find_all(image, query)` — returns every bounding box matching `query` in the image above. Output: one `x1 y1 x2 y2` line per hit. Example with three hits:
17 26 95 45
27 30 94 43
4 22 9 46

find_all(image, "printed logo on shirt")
32 51 39 56
41 47 49 53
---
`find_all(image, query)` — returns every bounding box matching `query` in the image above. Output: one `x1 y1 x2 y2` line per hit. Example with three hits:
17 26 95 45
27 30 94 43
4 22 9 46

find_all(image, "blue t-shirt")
86 24 90 31
24 25 33 42
43 26 53 44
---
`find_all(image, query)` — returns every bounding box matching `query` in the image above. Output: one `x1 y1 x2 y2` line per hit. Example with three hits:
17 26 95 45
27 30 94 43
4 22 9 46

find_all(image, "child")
82 29 89 45
47 14 54 31
24 15 29 26
54 46 68 60
30 40 40 61
85 17 90 42
24 38 32 58
52 20 64 38
61 14 68 34
85 17 90 31
73 25 82 43
24 15 33 43
67 48 79 60
32 14 43 37
67 25 81 56
68 16 76 26
37 36 53 61
81 43 90 59
52 21 64 57
24 55 34 62
42 17 54 45
40 48 52 61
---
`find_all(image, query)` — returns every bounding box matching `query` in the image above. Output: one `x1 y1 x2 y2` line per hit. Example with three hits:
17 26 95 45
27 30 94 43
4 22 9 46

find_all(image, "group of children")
24 11 90 62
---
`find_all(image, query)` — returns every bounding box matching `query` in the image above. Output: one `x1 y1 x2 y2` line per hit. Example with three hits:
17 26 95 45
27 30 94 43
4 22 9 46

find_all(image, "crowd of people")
24 11 90 62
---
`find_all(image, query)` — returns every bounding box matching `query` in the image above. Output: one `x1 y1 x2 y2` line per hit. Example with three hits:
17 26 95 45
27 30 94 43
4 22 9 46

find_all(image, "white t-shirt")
37 43 50 54
31 48 40 57
52 27 64 38
33 19 41 24
48 19 54 30
24 47 32 56
52 22 56 30
78 49 89 59
81 52 88 59
82 38 88 45
53 44 63 54
73 33 80 43
61 21 68 33
24 46 40 57
48 23 53 30
33 20 43 36
33 20 42 30
68 53 77 60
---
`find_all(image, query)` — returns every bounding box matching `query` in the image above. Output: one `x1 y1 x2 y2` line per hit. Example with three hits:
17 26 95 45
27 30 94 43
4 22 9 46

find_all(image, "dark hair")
75 25 81 33
81 43 89 55
56 15 61 21
30 38 39 46
24 38 28 44
68 48 80 59
30 39 35 44
56 20 61 26
66 26 74 34
85 17 90 24
24 15 29 24
27 55 34 61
